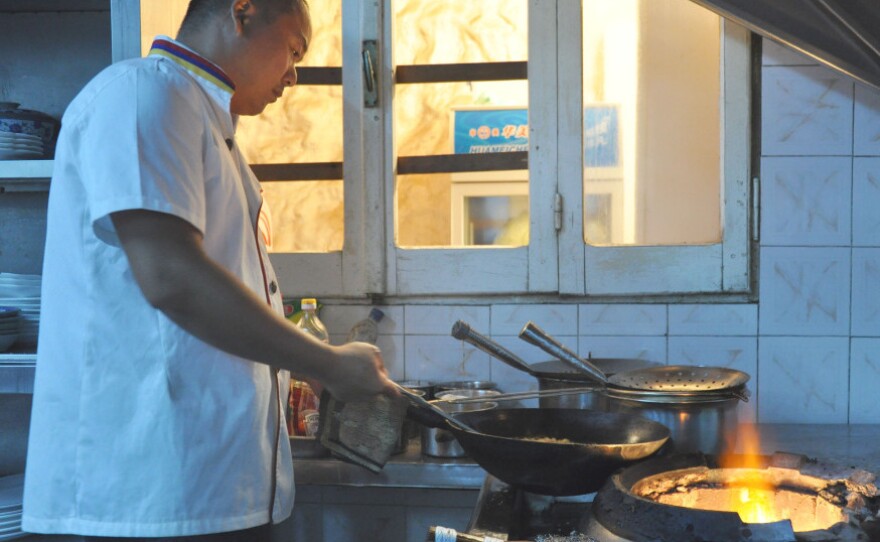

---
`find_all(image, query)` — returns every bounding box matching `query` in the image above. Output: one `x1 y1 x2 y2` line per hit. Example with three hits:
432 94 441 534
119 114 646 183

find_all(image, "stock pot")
600 389 742 455
531 359 659 409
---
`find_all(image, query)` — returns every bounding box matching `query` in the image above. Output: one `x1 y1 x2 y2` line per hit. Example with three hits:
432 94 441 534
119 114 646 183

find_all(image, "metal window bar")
254 61 530 181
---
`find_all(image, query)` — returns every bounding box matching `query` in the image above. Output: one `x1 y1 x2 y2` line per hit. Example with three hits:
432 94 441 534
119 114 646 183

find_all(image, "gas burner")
464 453 879 542
586 452 880 542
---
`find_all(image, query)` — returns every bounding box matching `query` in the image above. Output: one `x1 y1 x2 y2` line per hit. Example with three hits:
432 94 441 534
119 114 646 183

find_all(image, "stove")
464 453 880 542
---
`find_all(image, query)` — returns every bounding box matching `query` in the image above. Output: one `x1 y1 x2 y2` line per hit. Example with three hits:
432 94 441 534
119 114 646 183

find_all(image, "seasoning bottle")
345 308 385 344
290 298 329 437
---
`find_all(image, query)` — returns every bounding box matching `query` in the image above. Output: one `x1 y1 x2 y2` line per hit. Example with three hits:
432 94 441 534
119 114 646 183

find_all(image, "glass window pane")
393 0 529 248
261 181 344 252
140 1 344 254
582 0 721 246
394 0 527 65
236 1 343 253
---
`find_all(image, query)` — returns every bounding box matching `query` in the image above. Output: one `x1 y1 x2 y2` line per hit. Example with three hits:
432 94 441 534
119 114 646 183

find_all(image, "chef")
22 0 397 540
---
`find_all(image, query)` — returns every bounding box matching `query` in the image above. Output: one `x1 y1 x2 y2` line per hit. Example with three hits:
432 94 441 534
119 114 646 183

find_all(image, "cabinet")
0 1 139 193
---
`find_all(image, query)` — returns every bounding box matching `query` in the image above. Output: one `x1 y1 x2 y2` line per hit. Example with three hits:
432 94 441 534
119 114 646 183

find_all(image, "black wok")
451 408 669 495
402 381 670 496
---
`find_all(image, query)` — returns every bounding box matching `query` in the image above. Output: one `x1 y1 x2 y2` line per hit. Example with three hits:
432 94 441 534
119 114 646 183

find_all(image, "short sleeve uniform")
22 37 293 537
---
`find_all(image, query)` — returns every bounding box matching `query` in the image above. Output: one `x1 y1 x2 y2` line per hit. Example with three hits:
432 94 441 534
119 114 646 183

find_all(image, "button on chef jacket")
22 37 293 537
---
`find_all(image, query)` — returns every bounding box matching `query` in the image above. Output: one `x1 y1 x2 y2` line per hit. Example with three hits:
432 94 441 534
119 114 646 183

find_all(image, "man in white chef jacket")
22 1 398 540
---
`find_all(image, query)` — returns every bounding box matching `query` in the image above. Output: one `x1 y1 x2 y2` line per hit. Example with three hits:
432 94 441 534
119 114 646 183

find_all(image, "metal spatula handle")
395 382 474 433
518 321 608 385
451 320 537 376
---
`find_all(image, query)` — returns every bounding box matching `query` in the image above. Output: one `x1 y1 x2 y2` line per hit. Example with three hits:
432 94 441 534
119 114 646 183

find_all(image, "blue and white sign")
584 105 620 168
453 108 529 154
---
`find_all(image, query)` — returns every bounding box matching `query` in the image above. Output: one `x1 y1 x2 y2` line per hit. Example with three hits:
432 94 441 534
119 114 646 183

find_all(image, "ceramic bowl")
0 102 59 156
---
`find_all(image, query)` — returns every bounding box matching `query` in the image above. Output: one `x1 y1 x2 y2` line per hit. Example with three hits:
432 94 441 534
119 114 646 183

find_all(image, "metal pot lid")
607 365 750 393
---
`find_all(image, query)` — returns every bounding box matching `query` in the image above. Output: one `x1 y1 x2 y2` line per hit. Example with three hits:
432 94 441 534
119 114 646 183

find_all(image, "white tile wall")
854 83 880 156
490 303 577 335
320 304 404 336
851 249 880 337
759 157 852 246
313 39 880 427
404 305 489 335
758 247 851 336
578 304 667 335
577 336 668 363
758 337 849 423
668 304 757 336
761 65 854 156
850 339 880 423
852 158 880 246
402 335 491 383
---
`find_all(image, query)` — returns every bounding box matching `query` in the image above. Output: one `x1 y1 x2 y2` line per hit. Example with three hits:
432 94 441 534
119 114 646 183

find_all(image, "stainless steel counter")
293 424 880 489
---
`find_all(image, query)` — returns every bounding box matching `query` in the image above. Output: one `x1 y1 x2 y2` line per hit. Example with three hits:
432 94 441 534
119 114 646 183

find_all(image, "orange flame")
725 422 777 523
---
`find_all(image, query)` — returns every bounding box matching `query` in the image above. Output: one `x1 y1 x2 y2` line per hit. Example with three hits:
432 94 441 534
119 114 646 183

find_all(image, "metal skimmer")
607 364 750 393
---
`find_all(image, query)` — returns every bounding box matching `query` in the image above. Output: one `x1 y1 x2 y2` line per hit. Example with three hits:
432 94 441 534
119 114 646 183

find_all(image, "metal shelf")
0 160 52 192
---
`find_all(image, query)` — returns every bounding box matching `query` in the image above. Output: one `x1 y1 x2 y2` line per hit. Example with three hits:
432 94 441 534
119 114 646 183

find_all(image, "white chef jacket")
22 37 294 537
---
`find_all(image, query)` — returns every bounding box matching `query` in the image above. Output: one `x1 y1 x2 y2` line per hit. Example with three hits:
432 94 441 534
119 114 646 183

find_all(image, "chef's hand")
321 342 399 403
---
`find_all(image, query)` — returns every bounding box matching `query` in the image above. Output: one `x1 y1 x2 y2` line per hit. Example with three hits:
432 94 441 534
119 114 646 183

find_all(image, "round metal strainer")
607 365 750 393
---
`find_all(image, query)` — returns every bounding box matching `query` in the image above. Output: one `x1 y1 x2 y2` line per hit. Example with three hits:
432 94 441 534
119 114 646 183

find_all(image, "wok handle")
451 320 537 376
436 386 598 404
395 382 473 433
518 321 608 385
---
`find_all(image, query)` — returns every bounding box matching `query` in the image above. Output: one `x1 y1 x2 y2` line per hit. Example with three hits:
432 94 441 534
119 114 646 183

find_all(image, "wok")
400 386 670 496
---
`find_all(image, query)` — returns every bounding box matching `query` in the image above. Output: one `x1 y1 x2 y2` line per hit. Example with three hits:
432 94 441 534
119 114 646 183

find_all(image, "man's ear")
231 0 257 35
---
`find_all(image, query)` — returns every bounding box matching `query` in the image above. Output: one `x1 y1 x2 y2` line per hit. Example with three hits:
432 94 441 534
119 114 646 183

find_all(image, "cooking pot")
530 359 660 409
600 390 740 456
420 399 498 458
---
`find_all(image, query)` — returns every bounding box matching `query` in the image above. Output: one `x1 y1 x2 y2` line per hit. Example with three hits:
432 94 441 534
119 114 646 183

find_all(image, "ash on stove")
534 533 597 542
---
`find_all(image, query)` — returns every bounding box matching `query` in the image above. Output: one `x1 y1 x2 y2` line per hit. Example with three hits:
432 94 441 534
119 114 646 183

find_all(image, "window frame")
268 0 754 300
557 10 753 295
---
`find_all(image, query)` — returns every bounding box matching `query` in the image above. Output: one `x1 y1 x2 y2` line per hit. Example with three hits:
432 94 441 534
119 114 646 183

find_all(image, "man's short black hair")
180 0 309 31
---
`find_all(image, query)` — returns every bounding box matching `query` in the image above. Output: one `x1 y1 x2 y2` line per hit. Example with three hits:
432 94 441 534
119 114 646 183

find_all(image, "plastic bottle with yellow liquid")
289 298 328 437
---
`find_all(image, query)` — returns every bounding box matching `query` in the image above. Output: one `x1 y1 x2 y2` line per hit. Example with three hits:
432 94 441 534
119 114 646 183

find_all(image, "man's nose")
283 65 298 87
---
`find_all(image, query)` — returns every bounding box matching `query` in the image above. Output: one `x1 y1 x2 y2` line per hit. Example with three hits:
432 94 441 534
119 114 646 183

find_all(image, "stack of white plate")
0 307 20 353
0 132 44 160
0 274 41 348
0 474 24 541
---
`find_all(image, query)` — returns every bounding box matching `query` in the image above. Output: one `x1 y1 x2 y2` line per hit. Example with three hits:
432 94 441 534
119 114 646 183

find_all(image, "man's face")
229 7 311 116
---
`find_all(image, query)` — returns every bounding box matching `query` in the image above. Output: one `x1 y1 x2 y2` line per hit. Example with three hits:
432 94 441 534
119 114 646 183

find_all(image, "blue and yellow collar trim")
149 38 236 95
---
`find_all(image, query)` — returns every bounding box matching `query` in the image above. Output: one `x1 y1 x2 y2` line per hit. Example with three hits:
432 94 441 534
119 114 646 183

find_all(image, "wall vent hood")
690 0 880 90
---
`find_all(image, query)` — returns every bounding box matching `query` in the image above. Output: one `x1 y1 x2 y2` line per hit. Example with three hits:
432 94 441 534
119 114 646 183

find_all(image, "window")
140 0 752 298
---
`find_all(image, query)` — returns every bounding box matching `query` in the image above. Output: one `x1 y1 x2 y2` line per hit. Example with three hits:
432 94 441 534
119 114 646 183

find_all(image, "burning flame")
724 422 777 523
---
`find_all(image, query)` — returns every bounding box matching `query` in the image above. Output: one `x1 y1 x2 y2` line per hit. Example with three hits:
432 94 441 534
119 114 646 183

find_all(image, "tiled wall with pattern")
316 39 880 427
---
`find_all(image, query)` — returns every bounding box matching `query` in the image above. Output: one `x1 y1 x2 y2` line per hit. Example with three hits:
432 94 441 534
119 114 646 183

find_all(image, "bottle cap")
369 308 385 322
301 298 317 309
